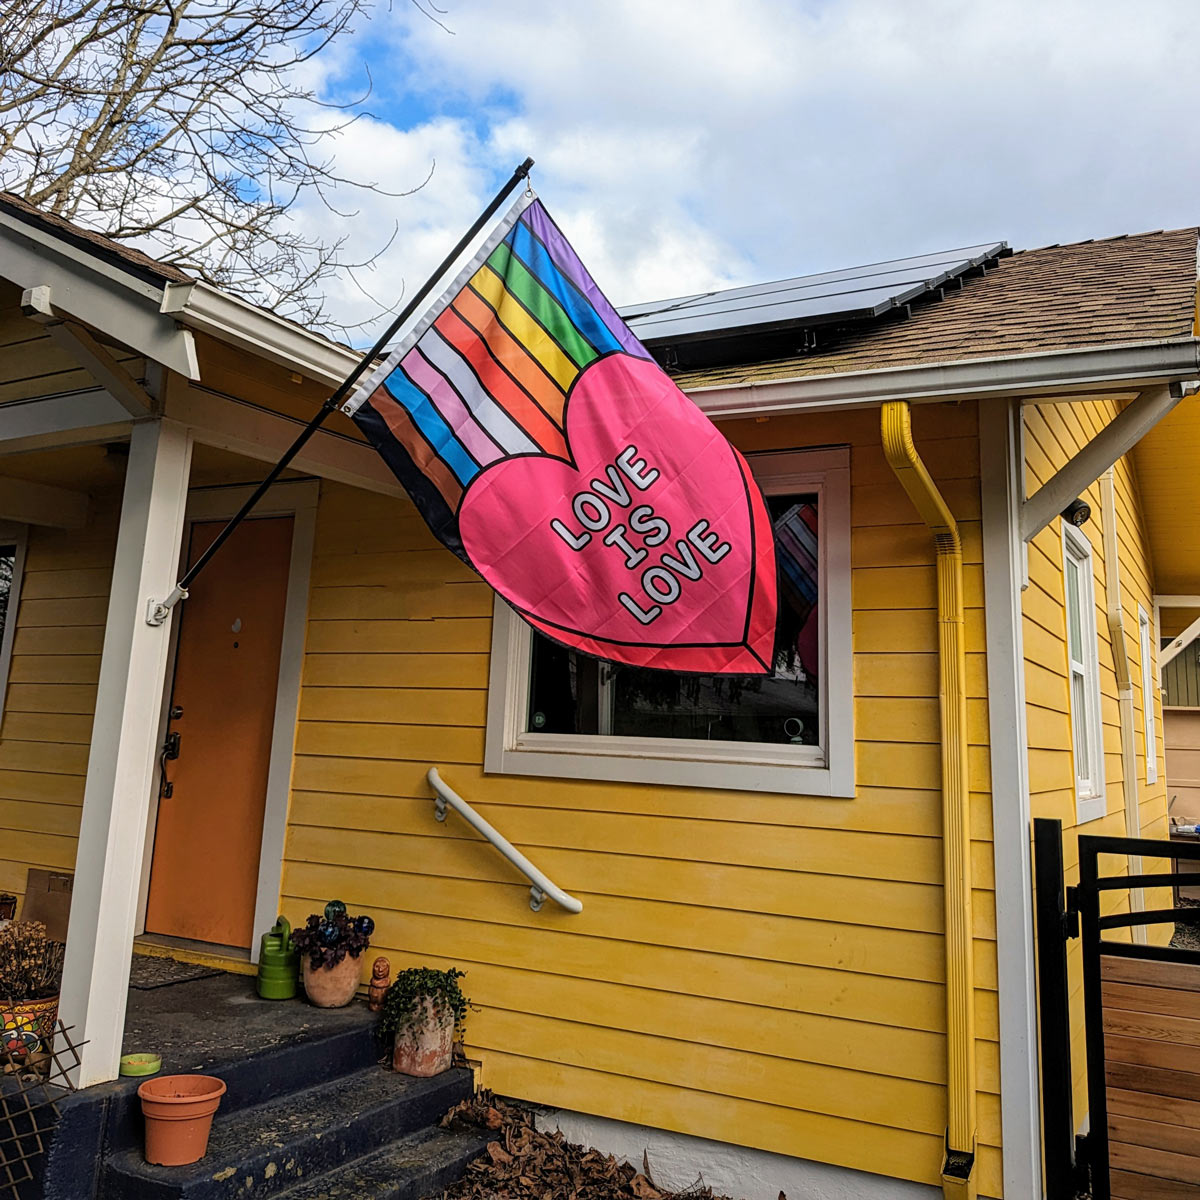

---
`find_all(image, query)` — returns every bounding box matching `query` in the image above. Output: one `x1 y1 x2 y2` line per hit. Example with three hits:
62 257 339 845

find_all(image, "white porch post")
980 398 1043 1197
59 419 193 1087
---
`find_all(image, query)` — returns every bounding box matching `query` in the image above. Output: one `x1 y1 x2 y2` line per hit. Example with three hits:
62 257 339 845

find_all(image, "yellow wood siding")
1022 398 1173 1124
280 401 1002 1196
0 504 118 902
0 292 143 408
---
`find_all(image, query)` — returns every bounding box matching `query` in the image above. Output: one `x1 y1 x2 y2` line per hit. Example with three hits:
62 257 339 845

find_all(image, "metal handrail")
426 768 583 914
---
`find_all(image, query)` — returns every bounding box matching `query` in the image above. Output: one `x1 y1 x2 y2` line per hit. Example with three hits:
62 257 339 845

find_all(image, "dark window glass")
527 493 819 747
0 545 14 649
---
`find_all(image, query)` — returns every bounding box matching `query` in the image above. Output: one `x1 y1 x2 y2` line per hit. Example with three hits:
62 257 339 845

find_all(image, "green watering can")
256 916 299 1000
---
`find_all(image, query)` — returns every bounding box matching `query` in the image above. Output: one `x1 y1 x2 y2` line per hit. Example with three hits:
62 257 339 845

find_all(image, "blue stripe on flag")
383 366 480 486
509 221 624 357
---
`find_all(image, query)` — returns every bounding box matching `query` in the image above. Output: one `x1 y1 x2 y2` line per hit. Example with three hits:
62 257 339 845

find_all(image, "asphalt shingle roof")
0 191 191 285
672 227 1200 390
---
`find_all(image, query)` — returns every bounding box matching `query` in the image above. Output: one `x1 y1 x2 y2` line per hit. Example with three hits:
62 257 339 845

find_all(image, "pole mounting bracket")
146 585 188 627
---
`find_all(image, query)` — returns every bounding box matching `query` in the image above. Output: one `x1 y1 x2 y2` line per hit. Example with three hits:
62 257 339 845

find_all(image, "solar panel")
621 241 1008 345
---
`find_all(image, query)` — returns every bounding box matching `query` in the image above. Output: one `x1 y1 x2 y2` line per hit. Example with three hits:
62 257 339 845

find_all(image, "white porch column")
980 399 1043 1197
59 418 193 1087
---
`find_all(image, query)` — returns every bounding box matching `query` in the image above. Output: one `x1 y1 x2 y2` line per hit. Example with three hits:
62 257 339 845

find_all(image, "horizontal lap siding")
280 401 1002 1195
1023 399 1172 1128
0 297 143 406
0 504 118 903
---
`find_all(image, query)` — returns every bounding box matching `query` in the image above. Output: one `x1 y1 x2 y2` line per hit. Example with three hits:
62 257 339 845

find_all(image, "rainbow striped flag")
344 191 777 674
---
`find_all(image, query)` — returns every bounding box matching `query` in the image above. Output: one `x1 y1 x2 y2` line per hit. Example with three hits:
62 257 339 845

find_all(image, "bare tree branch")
0 0 433 330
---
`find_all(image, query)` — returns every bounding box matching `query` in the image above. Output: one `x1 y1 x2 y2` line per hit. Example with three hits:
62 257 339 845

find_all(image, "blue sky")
290 0 1200 335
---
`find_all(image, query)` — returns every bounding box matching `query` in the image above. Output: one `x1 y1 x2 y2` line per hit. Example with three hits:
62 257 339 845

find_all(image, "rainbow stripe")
774 502 818 621
347 194 651 559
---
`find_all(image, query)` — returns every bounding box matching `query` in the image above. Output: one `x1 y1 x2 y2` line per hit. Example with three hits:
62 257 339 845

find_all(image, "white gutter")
689 338 1200 417
160 280 363 389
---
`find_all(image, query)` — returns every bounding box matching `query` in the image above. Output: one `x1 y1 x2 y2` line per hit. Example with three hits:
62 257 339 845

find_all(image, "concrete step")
275 1125 489 1200
99 1066 474 1199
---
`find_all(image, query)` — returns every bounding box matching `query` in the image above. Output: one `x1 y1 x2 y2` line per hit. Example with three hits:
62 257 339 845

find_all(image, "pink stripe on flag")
401 347 506 466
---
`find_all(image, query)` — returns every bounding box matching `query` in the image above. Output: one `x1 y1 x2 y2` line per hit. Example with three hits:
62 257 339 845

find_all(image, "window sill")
1075 790 1107 824
485 736 854 797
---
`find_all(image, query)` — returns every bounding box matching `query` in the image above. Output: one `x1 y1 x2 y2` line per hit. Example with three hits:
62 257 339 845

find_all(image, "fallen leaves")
436 1092 739 1200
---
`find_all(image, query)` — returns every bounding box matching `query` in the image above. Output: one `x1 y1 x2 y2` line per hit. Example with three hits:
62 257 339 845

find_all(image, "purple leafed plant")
290 909 372 970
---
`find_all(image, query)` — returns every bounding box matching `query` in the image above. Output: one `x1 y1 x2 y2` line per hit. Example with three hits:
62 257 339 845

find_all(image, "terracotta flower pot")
392 999 454 1077
0 994 58 1060
138 1074 226 1166
302 953 361 1008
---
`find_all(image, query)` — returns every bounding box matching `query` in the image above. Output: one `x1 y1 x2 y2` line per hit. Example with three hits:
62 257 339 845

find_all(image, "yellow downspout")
1099 469 1146 937
882 401 976 1200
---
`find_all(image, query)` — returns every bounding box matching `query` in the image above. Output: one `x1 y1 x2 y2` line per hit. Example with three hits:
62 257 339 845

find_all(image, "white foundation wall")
537 1108 941 1200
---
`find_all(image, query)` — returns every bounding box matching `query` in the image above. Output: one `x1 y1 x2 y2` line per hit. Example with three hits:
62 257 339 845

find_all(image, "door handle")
159 731 181 799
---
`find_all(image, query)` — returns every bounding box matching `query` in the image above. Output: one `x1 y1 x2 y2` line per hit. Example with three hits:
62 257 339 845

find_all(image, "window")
0 525 27 720
1062 524 1105 821
1139 605 1158 784
485 448 853 796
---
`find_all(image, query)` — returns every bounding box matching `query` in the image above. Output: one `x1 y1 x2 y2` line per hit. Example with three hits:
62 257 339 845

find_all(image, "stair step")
100 1066 474 1199
275 1126 490 1200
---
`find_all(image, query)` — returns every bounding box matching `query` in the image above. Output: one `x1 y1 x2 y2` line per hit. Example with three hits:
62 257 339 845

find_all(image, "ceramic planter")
0 994 58 1060
138 1074 227 1166
392 999 454 1077
302 953 361 1008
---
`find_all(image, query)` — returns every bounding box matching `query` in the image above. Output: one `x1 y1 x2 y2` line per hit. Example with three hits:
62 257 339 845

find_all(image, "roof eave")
685 337 1200 417
160 280 362 389
0 208 367 388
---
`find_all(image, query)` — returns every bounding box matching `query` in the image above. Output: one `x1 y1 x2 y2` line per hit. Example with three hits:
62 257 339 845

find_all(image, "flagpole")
146 156 535 626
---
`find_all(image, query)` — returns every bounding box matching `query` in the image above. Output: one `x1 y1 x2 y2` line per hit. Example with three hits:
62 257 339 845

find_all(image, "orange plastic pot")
138 1074 227 1166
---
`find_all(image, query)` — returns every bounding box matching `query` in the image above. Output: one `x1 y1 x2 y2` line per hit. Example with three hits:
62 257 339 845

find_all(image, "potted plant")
289 901 373 1008
379 967 471 1077
0 921 64 1062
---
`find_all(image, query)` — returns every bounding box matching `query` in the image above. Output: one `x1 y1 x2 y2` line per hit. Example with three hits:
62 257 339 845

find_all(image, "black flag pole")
146 157 534 626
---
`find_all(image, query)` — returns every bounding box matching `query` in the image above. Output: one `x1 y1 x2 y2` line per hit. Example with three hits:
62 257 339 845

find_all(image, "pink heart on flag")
459 353 777 673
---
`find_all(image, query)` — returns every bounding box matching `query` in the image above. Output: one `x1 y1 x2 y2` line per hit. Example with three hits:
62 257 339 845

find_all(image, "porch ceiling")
0 441 306 492
1132 395 1200 595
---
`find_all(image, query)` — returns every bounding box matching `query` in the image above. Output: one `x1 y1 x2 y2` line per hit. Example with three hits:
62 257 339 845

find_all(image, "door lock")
159 731 181 799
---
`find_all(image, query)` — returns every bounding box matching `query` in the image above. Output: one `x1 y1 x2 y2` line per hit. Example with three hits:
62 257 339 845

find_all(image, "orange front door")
145 516 294 949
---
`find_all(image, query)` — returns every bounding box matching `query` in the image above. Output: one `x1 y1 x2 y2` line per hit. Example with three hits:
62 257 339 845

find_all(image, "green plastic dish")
119 1052 162 1077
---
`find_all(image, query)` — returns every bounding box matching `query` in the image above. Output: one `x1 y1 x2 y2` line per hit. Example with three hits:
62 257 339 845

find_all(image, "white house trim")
685 340 1200 420
1139 605 1158 785
161 280 363 389
1063 522 1107 824
979 398 1043 1200
58 418 194 1087
483 447 854 797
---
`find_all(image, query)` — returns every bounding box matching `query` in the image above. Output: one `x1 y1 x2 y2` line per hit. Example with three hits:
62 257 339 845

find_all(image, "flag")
343 191 777 674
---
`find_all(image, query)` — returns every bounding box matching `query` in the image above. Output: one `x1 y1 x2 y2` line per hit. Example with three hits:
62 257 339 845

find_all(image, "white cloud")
286 0 1200 333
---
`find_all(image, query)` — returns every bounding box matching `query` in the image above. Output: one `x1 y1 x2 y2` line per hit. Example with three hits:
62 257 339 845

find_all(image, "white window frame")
0 522 28 722
1138 604 1158 784
1062 523 1106 822
484 447 854 797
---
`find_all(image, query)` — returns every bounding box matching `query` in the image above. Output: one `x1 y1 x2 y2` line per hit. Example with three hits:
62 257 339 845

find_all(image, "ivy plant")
379 967 472 1040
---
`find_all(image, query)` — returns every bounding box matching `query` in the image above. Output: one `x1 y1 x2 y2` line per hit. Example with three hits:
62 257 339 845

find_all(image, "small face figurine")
371 957 389 982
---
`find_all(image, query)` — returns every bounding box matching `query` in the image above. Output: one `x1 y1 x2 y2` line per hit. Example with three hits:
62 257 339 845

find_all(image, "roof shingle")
672 227 1200 390
0 191 191 285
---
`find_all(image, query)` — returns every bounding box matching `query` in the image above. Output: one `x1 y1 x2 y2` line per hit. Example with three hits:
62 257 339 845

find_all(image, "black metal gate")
1034 821 1200 1200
